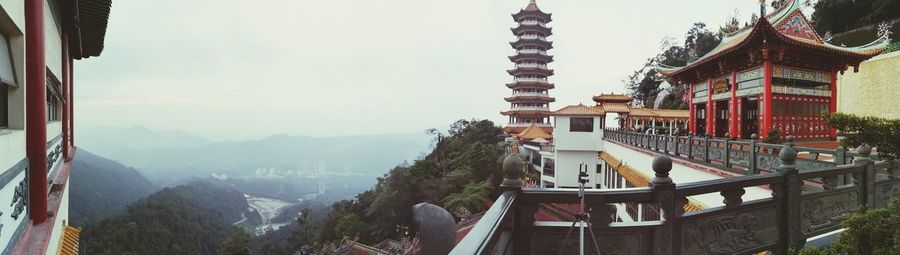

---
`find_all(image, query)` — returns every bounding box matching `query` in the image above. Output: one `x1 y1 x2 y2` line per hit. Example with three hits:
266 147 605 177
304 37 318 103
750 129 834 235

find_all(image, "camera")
578 163 589 184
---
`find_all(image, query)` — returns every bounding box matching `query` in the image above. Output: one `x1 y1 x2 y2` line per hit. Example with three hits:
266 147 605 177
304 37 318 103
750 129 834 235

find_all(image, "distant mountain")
81 180 250 255
77 125 212 157
79 126 432 185
70 149 159 226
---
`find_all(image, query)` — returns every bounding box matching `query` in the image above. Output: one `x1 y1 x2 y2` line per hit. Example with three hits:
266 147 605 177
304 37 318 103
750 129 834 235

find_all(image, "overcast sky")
73 0 773 141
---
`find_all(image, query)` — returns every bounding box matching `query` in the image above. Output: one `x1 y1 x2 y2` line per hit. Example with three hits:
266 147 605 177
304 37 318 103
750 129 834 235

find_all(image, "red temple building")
657 0 891 140
502 0 555 134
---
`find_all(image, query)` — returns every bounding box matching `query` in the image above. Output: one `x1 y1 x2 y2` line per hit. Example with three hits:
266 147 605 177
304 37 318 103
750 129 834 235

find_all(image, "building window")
0 30 16 129
46 72 62 122
570 117 593 132
0 86 7 128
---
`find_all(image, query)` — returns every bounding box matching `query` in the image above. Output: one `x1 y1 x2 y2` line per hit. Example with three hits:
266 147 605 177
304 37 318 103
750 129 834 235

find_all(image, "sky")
73 0 774 141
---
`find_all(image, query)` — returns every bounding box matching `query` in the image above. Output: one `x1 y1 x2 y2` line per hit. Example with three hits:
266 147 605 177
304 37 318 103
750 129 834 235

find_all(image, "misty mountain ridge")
70 149 160 226
78 126 434 185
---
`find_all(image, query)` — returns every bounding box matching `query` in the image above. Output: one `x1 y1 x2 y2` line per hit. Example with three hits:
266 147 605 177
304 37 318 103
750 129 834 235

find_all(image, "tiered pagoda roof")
515 123 553 140
656 0 892 83
512 0 551 22
502 0 555 134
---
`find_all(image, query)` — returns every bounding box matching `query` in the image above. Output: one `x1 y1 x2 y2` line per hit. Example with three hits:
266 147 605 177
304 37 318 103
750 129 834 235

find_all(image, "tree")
441 181 494 212
333 214 368 239
218 230 252 255
625 22 722 108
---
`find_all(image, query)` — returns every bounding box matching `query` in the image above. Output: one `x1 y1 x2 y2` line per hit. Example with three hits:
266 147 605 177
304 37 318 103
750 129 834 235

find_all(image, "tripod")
558 163 602 255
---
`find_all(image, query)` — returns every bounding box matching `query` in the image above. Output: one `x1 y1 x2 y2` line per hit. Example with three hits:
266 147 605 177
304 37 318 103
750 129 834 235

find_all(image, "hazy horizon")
73 0 776 140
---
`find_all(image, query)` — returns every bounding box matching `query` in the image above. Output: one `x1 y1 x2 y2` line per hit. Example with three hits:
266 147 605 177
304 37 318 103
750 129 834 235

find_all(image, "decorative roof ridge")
721 0 796 37
822 27 893 52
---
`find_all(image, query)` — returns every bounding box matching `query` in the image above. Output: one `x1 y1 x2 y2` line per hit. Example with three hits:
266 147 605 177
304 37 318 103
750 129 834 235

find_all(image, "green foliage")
626 22 722 108
826 112 900 159
315 119 504 246
81 181 250 255
441 181 494 212
797 199 900 255
764 129 784 144
811 0 900 35
334 214 368 239
218 230 252 255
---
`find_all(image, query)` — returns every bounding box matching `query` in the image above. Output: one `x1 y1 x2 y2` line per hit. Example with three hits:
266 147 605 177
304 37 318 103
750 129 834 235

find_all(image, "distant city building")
501 0 555 134
0 0 113 254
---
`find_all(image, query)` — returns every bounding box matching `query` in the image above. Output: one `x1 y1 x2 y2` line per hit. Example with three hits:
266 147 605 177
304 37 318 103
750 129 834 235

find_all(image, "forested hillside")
70 149 159 226
80 181 250 255
314 119 504 247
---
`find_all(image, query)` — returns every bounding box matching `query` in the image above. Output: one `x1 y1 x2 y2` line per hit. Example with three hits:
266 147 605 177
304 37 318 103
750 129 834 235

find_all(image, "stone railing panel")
799 187 861 238
680 202 780 255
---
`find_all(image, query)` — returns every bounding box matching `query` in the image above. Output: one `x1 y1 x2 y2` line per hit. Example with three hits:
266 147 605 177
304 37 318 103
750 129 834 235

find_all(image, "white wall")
553 150 598 188
553 116 603 151
42 1 61 76
0 130 24 173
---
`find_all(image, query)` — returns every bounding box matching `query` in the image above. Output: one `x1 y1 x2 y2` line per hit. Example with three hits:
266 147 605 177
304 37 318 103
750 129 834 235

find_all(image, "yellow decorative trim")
57 223 80 255
599 152 706 212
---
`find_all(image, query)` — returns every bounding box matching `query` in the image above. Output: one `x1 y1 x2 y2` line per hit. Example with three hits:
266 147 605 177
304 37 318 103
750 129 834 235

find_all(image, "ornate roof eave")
505 96 556 102
507 68 554 76
508 54 554 63
511 26 553 36
506 82 555 89
510 39 553 49
500 110 553 116
512 2 552 22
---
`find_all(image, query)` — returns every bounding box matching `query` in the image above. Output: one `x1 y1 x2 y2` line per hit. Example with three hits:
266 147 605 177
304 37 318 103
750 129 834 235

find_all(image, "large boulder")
412 202 456 254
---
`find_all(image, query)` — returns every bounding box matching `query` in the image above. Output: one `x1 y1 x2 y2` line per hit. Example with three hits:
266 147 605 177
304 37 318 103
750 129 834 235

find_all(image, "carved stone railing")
602 128 858 175
451 145 900 255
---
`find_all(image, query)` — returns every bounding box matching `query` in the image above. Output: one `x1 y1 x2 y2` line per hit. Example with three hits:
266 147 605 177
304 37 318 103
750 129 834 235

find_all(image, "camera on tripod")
578 163 590 184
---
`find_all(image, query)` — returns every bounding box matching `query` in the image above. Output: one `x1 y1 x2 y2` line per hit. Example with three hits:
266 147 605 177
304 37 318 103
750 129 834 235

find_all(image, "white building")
0 0 112 254
548 104 604 188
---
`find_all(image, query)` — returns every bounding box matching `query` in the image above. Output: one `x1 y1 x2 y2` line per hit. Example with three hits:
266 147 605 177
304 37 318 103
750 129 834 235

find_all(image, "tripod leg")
558 220 579 255
585 221 603 255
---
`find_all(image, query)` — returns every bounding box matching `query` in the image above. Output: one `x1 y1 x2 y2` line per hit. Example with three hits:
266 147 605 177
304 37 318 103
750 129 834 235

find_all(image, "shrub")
825 112 900 160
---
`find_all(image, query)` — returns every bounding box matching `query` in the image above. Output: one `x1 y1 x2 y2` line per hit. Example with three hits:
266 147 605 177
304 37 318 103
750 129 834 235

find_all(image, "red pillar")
762 60 773 139
62 34 70 161
829 70 837 138
25 0 48 224
69 58 74 148
688 83 695 135
706 78 713 136
730 71 738 139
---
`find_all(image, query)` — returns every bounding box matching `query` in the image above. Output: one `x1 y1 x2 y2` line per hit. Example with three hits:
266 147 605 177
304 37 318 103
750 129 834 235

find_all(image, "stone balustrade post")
703 137 710 163
687 135 693 160
854 144 875 207
724 137 732 168
501 152 524 190
774 144 803 252
749 134 758 174
673 136 680 156
650 155 677 254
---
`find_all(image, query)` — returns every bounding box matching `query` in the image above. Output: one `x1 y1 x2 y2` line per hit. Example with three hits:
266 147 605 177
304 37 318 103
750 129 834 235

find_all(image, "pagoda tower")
502 0 555 134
